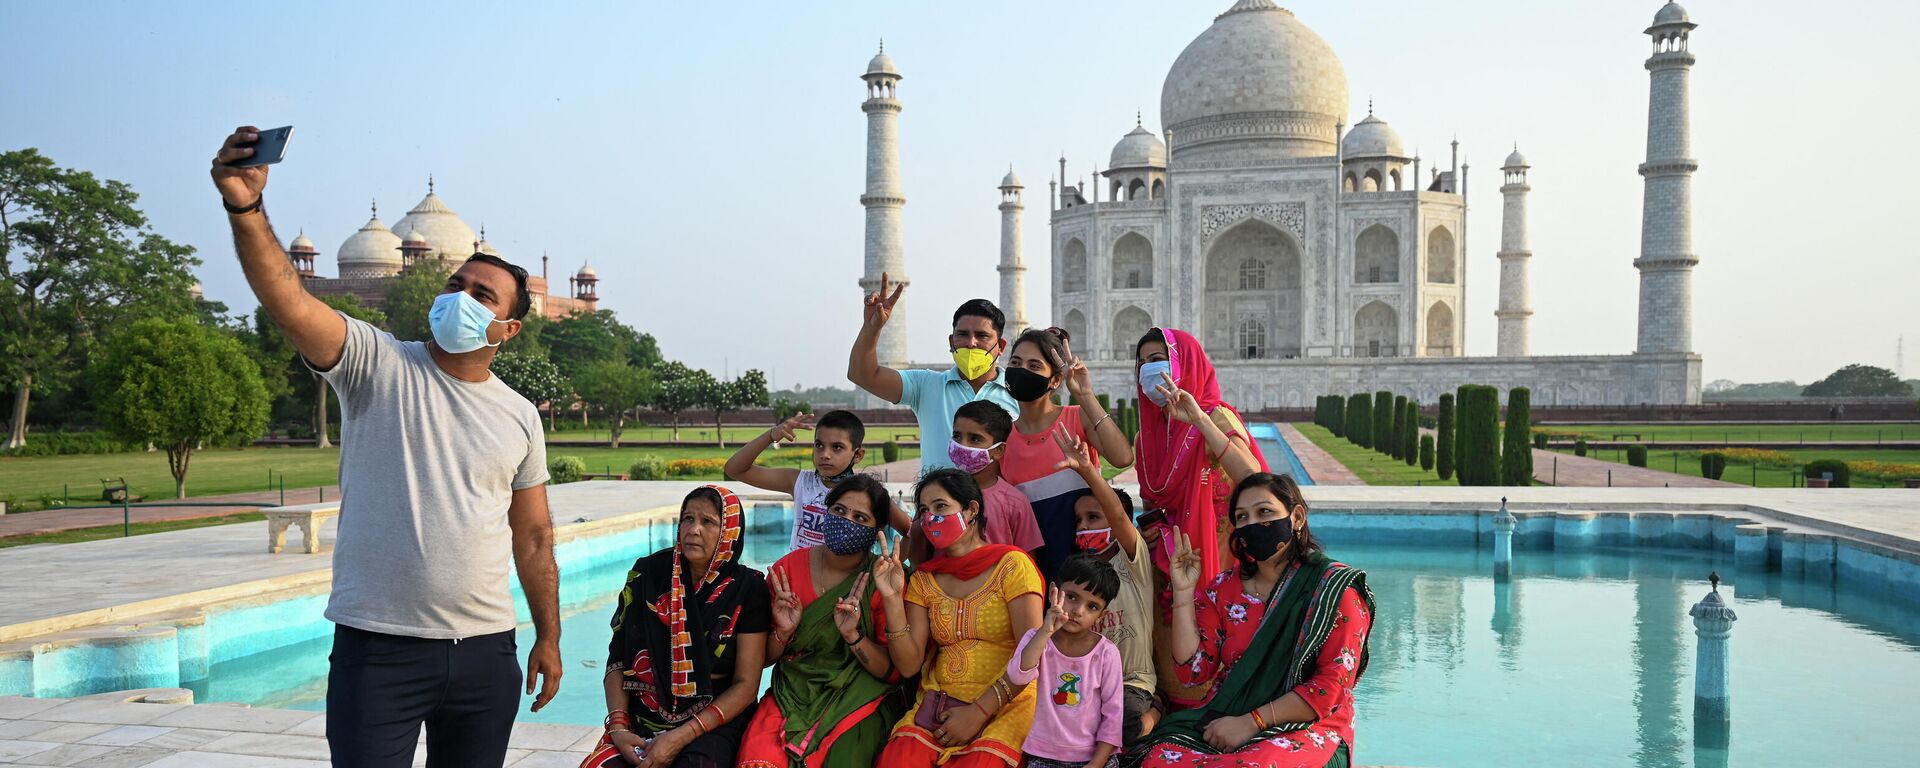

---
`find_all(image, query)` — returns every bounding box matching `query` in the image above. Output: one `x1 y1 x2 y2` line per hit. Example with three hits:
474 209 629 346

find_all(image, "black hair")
1134 327 1167 362
1010 327 1070 381
1058 553 1121 603
681 486 725 521
824 473 890 530
952 298 1006 337
954 400 1013 444
463 253 533 321
814 409 866 446
1111 486 1136 517
1045 325 1071 345
1229 472 1322 578
915 467 987 527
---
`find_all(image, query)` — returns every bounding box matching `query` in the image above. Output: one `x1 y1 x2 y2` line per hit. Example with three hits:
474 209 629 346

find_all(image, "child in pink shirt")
1008 554 1125 768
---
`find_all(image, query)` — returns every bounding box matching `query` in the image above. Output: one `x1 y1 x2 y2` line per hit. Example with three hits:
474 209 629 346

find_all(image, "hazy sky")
5 1 1915 389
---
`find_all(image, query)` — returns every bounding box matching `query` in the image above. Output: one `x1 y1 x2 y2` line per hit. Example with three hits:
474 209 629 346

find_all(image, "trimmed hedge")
1502 387 1533 486
1420 434 1435 471
1402 400 1418 466
1803 459 1851 487
1699 452 1728 481
1626 445 1649 467
1373 390 1394 456
1347 393 1373 448
629 456 669 480
1390 396 1408 460
1326 395 1345 437
549 456 586 484
1455 385 1502 486
1533 433 1548 450
1436 393 1456 481
1574 439 1589 457
883 439 901 463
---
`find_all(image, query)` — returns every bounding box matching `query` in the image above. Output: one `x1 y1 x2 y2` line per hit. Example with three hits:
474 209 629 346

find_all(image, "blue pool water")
180 505 1920 767
1249 422 1315 484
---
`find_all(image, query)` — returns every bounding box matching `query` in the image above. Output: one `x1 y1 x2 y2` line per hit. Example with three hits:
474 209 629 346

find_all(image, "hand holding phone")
227 126 293 168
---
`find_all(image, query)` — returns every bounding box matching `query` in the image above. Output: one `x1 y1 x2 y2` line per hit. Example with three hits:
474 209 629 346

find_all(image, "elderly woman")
1129 473 1375 768
581 485 770 768
737 474 903 767
874 468 1044 768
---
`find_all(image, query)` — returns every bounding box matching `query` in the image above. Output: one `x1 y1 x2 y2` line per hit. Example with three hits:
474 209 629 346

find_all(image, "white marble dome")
867 48 897 76
336 213 402 278
1000 168 1023 188
1654 2 1689 25
390 189 479 261
1504 147 1530 168
1109 124 1167 169
1160 0 1348 156
1342 114 1404 159
401 226 428 246
288 231 317 253
576 264 597 279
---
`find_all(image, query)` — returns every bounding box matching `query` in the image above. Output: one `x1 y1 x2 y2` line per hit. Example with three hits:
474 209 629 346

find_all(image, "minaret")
859 42 909 368
997 167 1028 334
1496 147 1533 356
1635 2 1700 355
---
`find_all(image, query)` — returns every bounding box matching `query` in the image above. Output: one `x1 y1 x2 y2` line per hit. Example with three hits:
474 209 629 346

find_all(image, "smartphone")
1136 508 1169 529
230 126 294 167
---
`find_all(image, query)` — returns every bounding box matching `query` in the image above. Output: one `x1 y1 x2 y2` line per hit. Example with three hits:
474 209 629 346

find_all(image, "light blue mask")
428 291 509 353
1138 361 1175 406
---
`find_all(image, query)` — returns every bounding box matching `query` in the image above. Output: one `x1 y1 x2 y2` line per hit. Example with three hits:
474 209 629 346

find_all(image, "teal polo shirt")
897 367 1020 473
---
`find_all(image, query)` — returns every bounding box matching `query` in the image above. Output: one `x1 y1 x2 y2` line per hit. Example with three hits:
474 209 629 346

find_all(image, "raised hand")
862 271 906 329
871 532 905 598
1065 356 1094 399
768 567 802 638
834 572 869 640
1156 372 1207 426
1169 530 1203 595
769 413 811 447
1040 584 1068 636
1050 429 1095 476
210 126 270 207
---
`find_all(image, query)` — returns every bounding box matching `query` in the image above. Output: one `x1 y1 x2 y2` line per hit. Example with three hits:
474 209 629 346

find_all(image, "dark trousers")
327 624 521 768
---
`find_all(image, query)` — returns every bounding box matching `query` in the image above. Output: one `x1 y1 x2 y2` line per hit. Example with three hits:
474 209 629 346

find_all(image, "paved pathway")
1530 448 1739 488
0 486 340 540
1277 424 1364 485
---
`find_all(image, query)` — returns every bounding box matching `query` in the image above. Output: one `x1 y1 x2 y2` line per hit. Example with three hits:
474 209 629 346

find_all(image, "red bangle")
707 701 729 726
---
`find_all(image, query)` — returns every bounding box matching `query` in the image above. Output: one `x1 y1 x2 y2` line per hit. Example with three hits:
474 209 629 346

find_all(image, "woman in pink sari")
1132 327 1267 708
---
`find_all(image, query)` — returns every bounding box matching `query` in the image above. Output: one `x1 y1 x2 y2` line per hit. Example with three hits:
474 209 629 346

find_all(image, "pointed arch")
1061 308 1087 355
1362 169 1383 192
1128 179 1147 201
1355 300 1398 357
1425 300 1455 357
1151 179 1165 199
1061 238 1087 292
1204 218 1302 358
1355 224 1399 283
1426 225 1456 284
1111 232 1153 290
1110 305 1153 361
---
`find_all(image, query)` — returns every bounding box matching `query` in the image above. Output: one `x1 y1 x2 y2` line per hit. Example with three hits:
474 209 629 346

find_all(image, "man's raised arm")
211 125 346 370
846 272 905 404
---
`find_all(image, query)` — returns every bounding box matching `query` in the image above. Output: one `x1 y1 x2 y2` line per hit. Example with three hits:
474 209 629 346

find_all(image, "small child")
1055 429 1161 746
724 409 906 548
913 400 1043 561
1009 553 1125 768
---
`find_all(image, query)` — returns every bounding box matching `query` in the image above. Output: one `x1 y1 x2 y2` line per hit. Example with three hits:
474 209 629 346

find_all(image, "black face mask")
1230 519 1296 565
1003 366 1055 403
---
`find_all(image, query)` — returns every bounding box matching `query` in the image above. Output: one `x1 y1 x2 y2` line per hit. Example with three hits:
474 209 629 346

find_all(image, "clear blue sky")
5 1 1915 389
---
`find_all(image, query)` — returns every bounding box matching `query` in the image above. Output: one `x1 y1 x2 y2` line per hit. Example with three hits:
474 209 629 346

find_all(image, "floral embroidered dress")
1130 558 1373 768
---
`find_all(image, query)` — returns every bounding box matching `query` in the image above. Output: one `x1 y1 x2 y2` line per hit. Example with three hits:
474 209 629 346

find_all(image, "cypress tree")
1457 385 1502 486
1347 392 1372 448
1403 399 1419 466
1373 390 1394 455
1502 387 1534 485
1390 395 1408 459
1327 395 1344 438
1436 393 1456 481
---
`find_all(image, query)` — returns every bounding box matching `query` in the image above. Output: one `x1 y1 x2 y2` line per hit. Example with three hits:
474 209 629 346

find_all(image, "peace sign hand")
1169 530 1203 595
1040 584 1069 636
768 567 802 637
1051 429 1096 477
862 271 906 329
769 413 811 447
1156 372 1207 426
834 573 869 641
1065 356 1094 400
871 532 905 598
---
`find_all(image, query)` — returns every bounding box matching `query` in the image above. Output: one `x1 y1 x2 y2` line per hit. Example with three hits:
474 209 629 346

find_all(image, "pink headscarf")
1133 328 1269 575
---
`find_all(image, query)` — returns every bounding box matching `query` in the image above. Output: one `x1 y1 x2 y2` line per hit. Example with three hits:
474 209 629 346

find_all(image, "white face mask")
428 291 509 353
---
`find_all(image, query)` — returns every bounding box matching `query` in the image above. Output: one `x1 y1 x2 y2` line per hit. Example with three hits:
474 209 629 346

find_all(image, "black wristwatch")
223 195 264 215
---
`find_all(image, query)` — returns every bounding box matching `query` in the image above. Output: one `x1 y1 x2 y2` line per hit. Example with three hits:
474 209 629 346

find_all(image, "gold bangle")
886 627 910 638
1251 706 1269 730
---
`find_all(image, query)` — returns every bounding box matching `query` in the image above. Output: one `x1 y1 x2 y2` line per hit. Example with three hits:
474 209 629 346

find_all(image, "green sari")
766 564 900 765
1127 554 1374 767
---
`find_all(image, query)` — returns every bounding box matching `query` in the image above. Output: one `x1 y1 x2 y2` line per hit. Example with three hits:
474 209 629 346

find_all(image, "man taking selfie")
211 126 562 768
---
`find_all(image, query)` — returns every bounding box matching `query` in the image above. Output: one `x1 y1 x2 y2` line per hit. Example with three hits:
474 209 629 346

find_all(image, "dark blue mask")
819 511 878 555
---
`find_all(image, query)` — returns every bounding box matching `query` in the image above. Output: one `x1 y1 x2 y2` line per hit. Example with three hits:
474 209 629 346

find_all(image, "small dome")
866 44 898 77
474 226 499 256
402 226 429 246
1000 168 1023 188
336 213 403 276
389 186 478 261
1654 2 1689 25
288 231 317 253
1109 124 1168 169
1503 147 1529 169
1160 1 1347 158
576 264 597 279
1342 114 1405 159
189 281 205 300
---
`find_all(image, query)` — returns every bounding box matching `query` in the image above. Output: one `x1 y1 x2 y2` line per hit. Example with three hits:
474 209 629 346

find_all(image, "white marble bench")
265 502 339 554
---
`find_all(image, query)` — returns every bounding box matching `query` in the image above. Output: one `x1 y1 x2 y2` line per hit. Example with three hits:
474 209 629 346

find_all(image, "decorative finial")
1368 98 1373 115
878 38 884 54
370 199 378 218
428 174 435 194
479 224 486 240
1136 109 1143 127
1709 571 1721 592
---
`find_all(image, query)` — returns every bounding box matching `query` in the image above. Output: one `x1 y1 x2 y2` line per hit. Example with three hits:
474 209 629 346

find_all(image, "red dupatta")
1133 328 1268 575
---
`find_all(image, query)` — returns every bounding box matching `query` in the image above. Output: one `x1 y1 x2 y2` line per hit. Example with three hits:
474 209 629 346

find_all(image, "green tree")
1502 387 1534 486
381 260 457 342
1 149 200 449
572 360 655 448
1456 385 1502 487
1402 399 1419 467
493 352 571 431
1346 393 1372 449
498 312 548 360
543 310 662 380
772 398 813 421
254 294 385 447
1801 364 1913 398
1436 393 1456 481
89 319 270 498
1372 390 1393 456
704 369 769 448
650 361 710 442
1390 395 1408 460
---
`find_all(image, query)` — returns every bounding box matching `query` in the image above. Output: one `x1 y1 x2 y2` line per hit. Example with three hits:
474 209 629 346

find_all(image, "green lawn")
1542 445 1920 488
1540 422 1920 444
545 425 921 445
1293 423 1456 486
0 512 267 548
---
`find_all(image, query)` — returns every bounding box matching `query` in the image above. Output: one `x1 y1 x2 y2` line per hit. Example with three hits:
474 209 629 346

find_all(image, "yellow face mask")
952 347 996 380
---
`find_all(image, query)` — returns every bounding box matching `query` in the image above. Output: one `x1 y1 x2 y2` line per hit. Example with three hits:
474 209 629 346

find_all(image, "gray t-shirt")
311 314 548 639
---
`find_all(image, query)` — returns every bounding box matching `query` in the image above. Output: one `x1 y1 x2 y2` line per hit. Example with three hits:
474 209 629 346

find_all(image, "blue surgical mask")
1139 361 1175 406
429 291 509 354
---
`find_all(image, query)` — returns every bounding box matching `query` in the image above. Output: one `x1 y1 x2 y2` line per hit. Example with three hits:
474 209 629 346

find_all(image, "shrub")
1402 400 1419 466
666 458 727 477
1626 445 1648 467
1502 387 1533 486
1390 396 1408 460
1533 433 1548 450
628 456 669 480
1455 385 1502 486
1373 390 1394 456
1435 394 1455 481
549 456 586 484
1574 439 1589 457
883 439 900 463
1802 459 1851 487
1420 434 1435 471
1326 395 1345 438
1848 460 1920 483
1347 393 1373 448
1699 452 1728 480
0 430 142 457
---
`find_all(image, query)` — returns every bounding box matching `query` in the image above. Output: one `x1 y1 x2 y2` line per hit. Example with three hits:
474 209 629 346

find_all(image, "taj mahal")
859 0 1705 407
